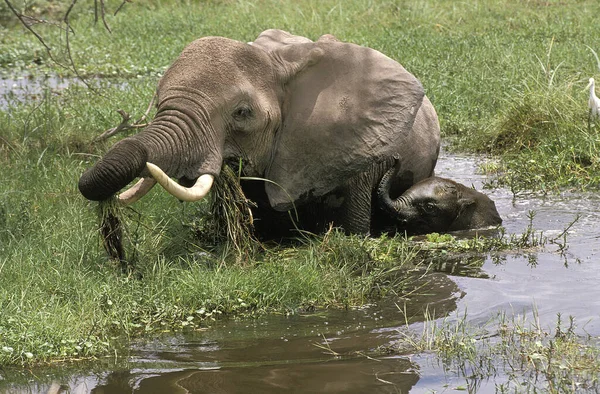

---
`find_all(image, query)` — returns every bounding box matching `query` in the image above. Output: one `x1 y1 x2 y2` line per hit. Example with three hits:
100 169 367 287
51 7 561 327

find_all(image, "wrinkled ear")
457 193 476 211
251 29 314 52
266 41 425 211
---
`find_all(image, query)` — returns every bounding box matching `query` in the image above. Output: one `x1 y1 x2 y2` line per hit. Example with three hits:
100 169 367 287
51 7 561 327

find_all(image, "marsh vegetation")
1 0 599 391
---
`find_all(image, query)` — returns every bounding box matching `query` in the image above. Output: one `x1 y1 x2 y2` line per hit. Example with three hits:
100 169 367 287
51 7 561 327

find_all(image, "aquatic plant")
398 309 600 392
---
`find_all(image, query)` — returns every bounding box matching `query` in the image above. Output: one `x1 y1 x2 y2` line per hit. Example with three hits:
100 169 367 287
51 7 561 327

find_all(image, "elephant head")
79 34 426 212
378 159 502 234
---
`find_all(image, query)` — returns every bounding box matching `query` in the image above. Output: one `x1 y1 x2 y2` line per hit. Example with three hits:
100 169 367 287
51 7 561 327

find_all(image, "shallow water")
0 75 82 109
3 151 600 393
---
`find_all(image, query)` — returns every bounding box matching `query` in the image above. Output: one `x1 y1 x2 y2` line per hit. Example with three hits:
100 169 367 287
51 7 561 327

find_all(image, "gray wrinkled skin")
79 30 441 237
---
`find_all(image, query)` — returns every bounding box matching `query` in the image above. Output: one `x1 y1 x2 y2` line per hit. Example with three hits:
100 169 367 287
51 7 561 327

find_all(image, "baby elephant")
378 159 502 235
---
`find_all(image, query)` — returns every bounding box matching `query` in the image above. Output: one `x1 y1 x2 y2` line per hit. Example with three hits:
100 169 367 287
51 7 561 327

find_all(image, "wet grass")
1 0 600 367
399 310 600 392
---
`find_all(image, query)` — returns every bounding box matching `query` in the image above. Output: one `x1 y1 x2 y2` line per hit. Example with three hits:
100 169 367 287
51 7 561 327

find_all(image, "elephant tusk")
117 177 157 205
146 162 214 202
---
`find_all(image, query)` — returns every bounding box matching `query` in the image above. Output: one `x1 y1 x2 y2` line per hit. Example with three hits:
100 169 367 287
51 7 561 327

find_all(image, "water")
2 152 599 393
0 75 127 110
436 152 600 335
0 75 84 109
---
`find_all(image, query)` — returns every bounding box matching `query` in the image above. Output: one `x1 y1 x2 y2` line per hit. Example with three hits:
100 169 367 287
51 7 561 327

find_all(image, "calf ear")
266 41 424 211
458 190 476 207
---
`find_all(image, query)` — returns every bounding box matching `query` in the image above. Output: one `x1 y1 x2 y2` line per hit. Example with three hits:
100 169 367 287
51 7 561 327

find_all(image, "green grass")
3 0 599 190
1 0 600 366
398 310 600 392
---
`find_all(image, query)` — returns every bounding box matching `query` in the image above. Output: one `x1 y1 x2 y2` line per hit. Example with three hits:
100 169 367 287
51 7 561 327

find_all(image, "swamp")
1 0 600 392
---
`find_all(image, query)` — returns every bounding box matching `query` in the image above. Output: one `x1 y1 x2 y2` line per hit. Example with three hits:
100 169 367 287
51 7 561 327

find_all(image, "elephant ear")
265 41 425 211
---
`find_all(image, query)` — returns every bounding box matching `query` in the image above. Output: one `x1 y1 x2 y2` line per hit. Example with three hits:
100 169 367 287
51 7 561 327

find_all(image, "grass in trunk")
97 164 262 271
204 164 263 264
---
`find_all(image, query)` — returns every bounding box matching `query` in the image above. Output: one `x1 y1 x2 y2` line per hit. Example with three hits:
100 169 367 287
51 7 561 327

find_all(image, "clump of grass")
97 197 128 272
498 83 588 152
200 164 262 264
94 164 262 270
460 78 587 155
490 89 596 192
455 72 600 193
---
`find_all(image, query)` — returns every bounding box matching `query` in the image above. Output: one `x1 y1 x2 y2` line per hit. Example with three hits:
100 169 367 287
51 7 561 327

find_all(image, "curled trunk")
377 158 406 215
78 93 222 203
79 138 149 201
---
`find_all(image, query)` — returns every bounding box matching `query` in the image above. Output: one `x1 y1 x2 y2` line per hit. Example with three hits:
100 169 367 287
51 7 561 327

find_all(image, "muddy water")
3 151 600 393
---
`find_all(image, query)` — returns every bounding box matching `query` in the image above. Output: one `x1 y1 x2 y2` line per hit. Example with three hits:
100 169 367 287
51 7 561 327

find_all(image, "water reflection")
2 273 462 393
436 152 600 335
0 75 82 109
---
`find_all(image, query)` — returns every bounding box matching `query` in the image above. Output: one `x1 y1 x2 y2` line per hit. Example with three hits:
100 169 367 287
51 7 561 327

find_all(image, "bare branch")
3 0 81 77
4 0 52 52
19 14 70 31
99 0 111 33
114 0 132 16
63 0 78 24
94 109 132 142
93 93 156 142
94 0 98 24
136 91 158 125
5 0 127 98
61 0 102 94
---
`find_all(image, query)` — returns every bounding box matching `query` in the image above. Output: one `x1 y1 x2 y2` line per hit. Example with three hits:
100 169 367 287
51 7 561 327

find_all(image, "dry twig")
114 0 132 16
93 92 156 142
94 0 111 33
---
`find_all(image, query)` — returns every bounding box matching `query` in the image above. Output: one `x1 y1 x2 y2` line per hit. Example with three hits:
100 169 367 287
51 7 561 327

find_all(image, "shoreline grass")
1 0 600 367
398 310 600 392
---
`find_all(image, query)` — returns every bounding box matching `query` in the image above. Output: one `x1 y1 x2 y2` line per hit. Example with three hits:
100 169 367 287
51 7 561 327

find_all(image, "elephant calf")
377 159 502 235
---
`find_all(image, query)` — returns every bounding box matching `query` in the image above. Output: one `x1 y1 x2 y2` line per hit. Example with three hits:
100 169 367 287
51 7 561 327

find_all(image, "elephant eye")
232 105 253 121
422 202 437 214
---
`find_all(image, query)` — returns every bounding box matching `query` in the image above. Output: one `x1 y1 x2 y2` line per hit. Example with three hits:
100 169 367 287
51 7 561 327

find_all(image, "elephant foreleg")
337 173 373 235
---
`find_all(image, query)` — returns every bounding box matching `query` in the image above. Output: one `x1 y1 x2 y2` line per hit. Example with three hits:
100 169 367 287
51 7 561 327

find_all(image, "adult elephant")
78 30 440 236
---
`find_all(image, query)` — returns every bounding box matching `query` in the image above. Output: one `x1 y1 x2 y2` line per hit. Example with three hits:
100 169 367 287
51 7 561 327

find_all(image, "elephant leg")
337 173 373 235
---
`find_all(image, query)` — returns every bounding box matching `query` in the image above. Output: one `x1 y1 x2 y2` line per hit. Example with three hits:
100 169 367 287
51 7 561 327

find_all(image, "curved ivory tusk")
117 177 157 205
146 162 214 202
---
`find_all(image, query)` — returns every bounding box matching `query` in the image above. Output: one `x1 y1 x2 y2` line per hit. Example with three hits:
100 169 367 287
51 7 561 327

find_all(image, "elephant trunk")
79 138 149 201
78 91 222 203
377 157 406 215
